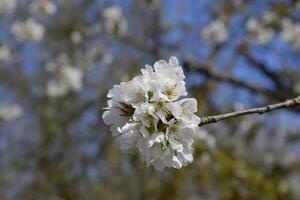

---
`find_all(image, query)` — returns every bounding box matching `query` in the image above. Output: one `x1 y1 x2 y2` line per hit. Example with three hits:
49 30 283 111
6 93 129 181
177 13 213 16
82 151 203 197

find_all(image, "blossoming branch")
102 57 300 171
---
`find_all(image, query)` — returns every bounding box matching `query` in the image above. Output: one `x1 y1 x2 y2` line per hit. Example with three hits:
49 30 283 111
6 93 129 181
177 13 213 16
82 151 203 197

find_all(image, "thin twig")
199 96 300 126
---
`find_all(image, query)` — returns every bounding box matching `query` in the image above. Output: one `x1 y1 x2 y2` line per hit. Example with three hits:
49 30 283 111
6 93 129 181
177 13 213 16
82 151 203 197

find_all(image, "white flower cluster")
283 175 300 199
0 0 16 14
281 18 300 51
202 20 228 44
246 11 277 44
0 46 12 62
11 19 45 42
70 31 82 44
29 0 57 16
0 103 23 121
102 6 128 35
46 65 83 97
103 57 203 171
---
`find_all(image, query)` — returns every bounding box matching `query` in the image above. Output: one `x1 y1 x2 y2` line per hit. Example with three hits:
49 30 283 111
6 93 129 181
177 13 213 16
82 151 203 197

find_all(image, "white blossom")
45 61 57 72
11 19 45 42
102 57 208 171
202 20 228 43
246 17 274 44
46 80 68 97
0 103 23 121
261 11 279 24
0 46 12 62
46 65 83 97
281 18 300 50
60 65 83 90
283 175 300 198
29 0 57 16
103 6 128 35
245 11 278 44
70 31 82 44
0 0 16 14
102 53 114 64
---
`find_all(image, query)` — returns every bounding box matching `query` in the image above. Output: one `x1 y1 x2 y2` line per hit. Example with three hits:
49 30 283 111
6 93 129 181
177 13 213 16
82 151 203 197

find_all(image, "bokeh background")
1 0 300 199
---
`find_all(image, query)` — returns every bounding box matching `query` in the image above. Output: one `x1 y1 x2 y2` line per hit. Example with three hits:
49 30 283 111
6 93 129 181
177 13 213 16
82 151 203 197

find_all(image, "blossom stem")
199 96 300 126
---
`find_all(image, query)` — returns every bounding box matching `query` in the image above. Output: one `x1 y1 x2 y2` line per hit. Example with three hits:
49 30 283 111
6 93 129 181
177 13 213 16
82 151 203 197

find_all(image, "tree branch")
239 47 284 89
184 61 285 100
118 34 154 53
199 96 300 126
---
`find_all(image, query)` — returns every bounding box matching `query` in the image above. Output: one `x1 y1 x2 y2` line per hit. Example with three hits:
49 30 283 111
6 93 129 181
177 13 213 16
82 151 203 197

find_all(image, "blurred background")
1 0 300 199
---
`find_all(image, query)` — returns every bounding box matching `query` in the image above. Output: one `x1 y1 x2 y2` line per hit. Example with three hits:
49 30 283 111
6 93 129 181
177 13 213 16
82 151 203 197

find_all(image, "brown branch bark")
199 96 300 126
